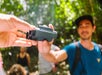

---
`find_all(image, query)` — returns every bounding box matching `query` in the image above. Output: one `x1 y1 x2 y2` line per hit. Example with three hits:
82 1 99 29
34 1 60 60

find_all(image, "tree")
0 0 102 74
0 0 24 16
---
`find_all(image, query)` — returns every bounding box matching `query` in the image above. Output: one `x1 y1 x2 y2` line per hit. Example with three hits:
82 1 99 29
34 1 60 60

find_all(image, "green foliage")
0 0 24 16
23 0 56 25
0 0 102 74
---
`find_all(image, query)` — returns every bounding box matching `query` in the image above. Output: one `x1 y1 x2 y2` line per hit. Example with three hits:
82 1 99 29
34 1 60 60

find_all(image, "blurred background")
0 0 102 75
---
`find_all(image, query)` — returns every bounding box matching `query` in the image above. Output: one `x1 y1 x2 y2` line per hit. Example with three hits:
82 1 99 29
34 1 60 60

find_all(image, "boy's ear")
93 25 96 32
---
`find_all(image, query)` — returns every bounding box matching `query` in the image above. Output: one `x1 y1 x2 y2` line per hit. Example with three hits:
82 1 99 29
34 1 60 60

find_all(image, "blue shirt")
63 42 102 75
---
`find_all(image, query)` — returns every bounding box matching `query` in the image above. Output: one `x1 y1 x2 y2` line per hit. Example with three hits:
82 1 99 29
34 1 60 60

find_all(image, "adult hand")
0 13 37 48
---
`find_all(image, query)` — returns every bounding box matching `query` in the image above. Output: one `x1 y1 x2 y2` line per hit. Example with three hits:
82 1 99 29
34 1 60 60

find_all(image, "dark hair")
75 15 94 27
7 64 26 75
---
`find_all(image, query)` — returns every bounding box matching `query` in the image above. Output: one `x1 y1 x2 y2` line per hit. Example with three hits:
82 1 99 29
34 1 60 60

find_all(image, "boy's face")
0 52 3 63
77 19 96 40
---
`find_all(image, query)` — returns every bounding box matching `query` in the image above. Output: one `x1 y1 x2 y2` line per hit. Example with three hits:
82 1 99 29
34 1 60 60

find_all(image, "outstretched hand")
0 13 37 48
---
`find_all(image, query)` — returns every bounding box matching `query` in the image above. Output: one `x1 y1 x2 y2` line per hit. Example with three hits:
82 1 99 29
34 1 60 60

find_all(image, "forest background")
0 0 102 74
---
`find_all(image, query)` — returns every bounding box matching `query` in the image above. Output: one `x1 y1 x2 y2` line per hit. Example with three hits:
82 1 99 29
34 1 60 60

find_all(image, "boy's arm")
41 50 68 63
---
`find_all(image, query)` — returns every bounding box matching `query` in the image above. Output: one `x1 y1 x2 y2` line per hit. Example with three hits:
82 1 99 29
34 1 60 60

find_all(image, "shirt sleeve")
62 43 76 67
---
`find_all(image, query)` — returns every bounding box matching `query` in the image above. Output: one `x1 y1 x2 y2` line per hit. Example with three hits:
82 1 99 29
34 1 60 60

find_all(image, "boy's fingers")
37 41 51 53
48 24 54 30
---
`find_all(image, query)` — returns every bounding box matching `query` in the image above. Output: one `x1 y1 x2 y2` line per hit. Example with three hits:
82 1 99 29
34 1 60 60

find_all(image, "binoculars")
26 25 57 42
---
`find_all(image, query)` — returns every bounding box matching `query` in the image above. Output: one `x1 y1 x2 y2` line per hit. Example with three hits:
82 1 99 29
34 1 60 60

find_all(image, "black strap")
70 42 81 75
98 44 102 55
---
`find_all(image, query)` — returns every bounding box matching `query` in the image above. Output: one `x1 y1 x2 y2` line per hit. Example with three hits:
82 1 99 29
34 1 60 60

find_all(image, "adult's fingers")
10 16 36 32
0 31 37 48
13 38 37 47
0 14 16 31
0 13 36 32
16 30 26 38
